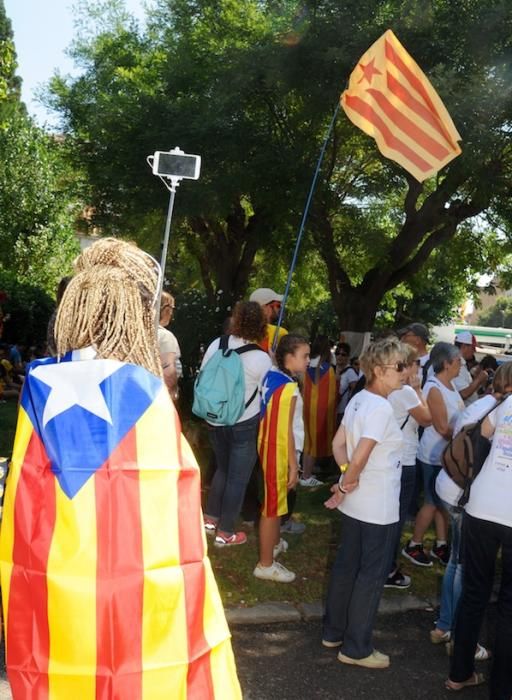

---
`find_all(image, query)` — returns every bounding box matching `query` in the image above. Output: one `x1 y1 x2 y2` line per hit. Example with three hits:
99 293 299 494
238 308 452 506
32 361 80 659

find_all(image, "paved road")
0 608 495 699
232 609 493 700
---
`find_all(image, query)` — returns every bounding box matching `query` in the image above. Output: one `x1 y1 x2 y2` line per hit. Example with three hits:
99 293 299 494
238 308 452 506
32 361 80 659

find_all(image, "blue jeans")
437 500 463 632
205 414 259 535
323 513 398 658
390 463 416 572
418 459 443 506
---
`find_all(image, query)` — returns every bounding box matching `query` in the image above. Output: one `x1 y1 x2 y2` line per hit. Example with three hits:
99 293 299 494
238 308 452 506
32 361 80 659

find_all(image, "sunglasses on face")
380 362 407 372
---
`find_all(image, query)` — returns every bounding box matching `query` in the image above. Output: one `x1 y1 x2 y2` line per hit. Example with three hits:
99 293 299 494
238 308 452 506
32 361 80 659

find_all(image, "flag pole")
272 102 340 351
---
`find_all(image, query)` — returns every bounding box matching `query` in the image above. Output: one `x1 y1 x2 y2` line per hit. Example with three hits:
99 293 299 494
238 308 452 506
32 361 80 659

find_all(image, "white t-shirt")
435 394 497 507
201 336 271 423
339 389 403 525
292 386 304 452
453 358 478 405
466 395 512 527
388 385 421 466
158 326 182 378
417 377 464 465
338 366 359 414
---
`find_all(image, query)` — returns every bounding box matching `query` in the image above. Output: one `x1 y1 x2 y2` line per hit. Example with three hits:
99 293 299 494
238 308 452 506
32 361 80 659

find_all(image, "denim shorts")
418 460 442 507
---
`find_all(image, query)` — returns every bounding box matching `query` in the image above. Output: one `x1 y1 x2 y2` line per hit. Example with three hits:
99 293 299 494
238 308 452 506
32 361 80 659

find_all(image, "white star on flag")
31 360 123 428
261 378 270 405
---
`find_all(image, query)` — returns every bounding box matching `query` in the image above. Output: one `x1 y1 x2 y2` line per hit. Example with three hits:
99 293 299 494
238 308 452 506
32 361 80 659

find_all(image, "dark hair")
335 342 351 356
275 333 309 376
310 334 331 363
480 355 498 372
230 301 266 342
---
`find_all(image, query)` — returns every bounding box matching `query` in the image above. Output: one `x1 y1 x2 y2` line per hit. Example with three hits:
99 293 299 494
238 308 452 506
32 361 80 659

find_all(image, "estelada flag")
341 29 461 181
303 362 337 459
0 350 241 700
258 369 297 517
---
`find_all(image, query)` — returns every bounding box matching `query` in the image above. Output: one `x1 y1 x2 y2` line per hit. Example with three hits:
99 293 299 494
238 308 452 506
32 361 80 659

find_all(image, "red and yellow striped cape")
259 324 288 354
0 353 241 699
303 362 337 458
258 370 297 517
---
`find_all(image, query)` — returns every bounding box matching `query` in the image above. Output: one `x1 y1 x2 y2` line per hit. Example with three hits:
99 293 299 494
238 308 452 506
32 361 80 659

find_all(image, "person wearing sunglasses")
403 342 464 568
249 287 287 354
322 337 408 669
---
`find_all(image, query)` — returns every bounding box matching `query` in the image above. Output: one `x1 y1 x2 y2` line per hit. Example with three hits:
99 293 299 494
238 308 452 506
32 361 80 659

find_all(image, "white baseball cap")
455 331 475 345
249 288 284 306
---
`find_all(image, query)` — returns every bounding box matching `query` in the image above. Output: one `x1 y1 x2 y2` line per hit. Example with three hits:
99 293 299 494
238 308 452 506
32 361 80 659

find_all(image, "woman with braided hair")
0 238 241 699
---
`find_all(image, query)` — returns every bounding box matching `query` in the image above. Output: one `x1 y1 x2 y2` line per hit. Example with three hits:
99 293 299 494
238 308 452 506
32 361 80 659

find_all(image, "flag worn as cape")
341 29 461 182
0 350 241 700
303 362 337 459
258 369 297 517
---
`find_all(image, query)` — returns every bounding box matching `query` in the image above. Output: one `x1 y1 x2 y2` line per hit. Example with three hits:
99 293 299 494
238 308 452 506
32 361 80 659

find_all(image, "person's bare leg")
434 507 448 541
258 515 280 567
412 503 437 543
302 454 315 480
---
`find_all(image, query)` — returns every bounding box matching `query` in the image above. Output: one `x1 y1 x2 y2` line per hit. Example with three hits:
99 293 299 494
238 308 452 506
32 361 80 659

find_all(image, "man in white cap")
453 331 488 405
249 288 288 353
248 287 305 536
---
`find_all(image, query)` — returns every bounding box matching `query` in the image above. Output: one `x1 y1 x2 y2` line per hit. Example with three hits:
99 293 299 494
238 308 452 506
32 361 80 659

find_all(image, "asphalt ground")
232 608 495 700
0 608 496 699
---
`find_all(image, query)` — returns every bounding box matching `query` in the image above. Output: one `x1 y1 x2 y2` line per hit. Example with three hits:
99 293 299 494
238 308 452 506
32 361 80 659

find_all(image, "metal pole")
156 180 178 322
273 102 340 351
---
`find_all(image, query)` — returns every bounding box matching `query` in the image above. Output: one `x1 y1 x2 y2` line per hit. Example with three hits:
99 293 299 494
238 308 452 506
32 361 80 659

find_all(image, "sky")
4 0 148 127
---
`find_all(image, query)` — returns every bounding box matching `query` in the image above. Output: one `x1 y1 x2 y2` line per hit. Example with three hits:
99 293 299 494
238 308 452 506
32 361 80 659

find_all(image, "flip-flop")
445 672 485 691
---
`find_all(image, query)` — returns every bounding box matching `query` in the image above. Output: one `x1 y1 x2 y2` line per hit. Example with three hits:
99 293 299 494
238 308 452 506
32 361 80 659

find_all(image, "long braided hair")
54 238 162 376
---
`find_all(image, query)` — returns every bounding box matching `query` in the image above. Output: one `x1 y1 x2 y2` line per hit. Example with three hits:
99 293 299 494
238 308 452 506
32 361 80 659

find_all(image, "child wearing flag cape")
0 238 241 700
254 334 310 583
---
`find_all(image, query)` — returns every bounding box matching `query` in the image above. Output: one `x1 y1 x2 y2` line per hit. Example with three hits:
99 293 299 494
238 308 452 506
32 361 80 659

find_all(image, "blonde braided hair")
54 238 162 376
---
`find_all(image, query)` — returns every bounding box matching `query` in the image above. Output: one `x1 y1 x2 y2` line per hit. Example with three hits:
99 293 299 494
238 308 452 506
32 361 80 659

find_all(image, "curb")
226 594 438 626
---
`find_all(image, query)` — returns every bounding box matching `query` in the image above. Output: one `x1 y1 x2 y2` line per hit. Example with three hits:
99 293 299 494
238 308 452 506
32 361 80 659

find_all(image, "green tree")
47 0 512 330
0 112 80 294
477 296 512 328
0 0 22 124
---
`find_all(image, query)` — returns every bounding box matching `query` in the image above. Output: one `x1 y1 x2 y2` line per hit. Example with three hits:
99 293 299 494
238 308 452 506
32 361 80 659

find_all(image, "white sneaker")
253 560 296 583
338 649 390 669
273 538 289 558
299 476 323 487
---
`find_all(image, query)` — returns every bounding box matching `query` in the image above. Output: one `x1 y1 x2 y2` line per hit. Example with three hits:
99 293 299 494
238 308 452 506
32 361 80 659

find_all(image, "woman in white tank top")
402 343 464 568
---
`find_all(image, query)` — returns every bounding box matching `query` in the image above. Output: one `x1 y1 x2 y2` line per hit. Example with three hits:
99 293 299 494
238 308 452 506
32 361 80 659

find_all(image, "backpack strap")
400 414 411 431
421 359 432 388
244 386 259 409
219 334 230 352
235 343 265 355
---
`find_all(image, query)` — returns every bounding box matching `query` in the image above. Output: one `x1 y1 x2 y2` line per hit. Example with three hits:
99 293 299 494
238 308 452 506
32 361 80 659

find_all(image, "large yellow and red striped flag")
0 350 241 699
303 362 337 459
341 29 461 181
258 370 297 518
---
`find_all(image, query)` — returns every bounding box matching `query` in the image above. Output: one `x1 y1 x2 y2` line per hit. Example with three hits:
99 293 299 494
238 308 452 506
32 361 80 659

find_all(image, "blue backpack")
192 335 265 425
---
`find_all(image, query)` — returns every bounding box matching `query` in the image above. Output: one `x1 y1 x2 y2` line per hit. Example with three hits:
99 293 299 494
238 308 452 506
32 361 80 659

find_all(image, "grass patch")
0 403 447 607
207 481 446 608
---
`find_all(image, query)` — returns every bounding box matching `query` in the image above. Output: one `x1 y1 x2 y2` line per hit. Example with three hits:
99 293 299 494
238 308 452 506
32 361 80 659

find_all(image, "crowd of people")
194 307 510 697
1 258 510 698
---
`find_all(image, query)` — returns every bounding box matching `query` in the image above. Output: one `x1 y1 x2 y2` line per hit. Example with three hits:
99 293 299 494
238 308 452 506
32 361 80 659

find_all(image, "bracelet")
339 462 349 473
338 484 349 494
